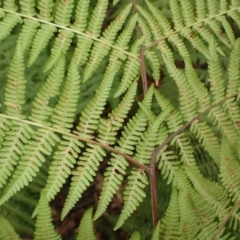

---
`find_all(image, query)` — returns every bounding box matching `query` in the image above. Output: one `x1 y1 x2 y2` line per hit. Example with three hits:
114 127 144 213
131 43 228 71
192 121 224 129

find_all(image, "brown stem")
149 92 240 228
212 198 240 240
131 0 148 94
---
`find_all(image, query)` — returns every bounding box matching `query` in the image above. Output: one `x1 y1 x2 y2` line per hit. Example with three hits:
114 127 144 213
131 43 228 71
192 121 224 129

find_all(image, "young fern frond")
0 215 21 240
114 169 148 230
33 190 61 240
159 187 179 239
129 231 141 240
94 86 154 219
76 207 96 240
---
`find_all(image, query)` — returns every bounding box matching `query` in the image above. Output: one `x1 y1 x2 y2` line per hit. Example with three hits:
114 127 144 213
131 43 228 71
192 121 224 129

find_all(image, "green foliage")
0 0 240 239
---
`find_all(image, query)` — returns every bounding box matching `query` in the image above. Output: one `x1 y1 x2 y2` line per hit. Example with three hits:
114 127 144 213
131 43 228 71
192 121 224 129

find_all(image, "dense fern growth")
0 0 240 239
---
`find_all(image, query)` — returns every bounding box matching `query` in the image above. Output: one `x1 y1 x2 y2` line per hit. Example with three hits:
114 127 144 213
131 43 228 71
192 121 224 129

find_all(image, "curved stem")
0 113 150 173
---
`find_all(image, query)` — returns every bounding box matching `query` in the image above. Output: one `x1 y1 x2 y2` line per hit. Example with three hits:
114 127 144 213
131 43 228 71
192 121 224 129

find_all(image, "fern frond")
37 0 55 21
76 207 96 240
16 19 39 54
114 36 144 97
94 87 153 219
0 122 34 188
71 0 90 31
27 24 56 67
159 187 180 239
220 139 240 203
0 215 21 240
19 0 36 16
3 0 18 12
4 43 26 118
43 29 74 72
54 0 74 27
0 129 60 205
97 81 137 145
130 231 141 240
134 109 169 164
51 57 81 132
185 166 229 218
45 136 83 201
72 0 108 67
33 190 61 240
29 56 65 126
224 39 240 130
62 145 105 219
94 154 128 220
176 168 219 240
82 3 132 82
114 169 148 230
158 151 180 185
76 67 118 139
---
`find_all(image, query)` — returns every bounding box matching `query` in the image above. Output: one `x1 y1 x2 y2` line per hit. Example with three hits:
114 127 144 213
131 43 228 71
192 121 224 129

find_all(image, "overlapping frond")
0 215 21 240
76 208 96 240
94 86 154 219
0 0 240 238
33 190 61 240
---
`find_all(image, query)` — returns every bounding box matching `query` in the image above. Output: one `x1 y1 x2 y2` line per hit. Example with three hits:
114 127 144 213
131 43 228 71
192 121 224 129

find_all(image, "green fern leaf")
45 58 83 200
151 221 160 240
4 43 26 118
29 56 65 126
0 122 34 188
158 150 180 185
129 231 141 240
51 57 81 132
76 67 118 139
185 166 229 218
0 14 22 42
54 0 74 27
37 0 55 21
43 29 74 72
72 0 108 67
3 0 18 12
33 190 61 240
94 87 153 219
71 0 90 31
114 169 148 230
62 145 105 219
45 136 83 201
0 215 21 240
220 139 240 203
114 37 145 97
27 24 56 67
19 0 36 16
76 207 96 240
82 3 132 82
159 187 180 239
0 129 60 205
16 19 40 54
97 81 137 145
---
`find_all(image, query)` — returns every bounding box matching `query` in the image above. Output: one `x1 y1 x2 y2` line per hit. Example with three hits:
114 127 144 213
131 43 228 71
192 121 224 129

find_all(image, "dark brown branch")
149 92 240 228
131 0 148 94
